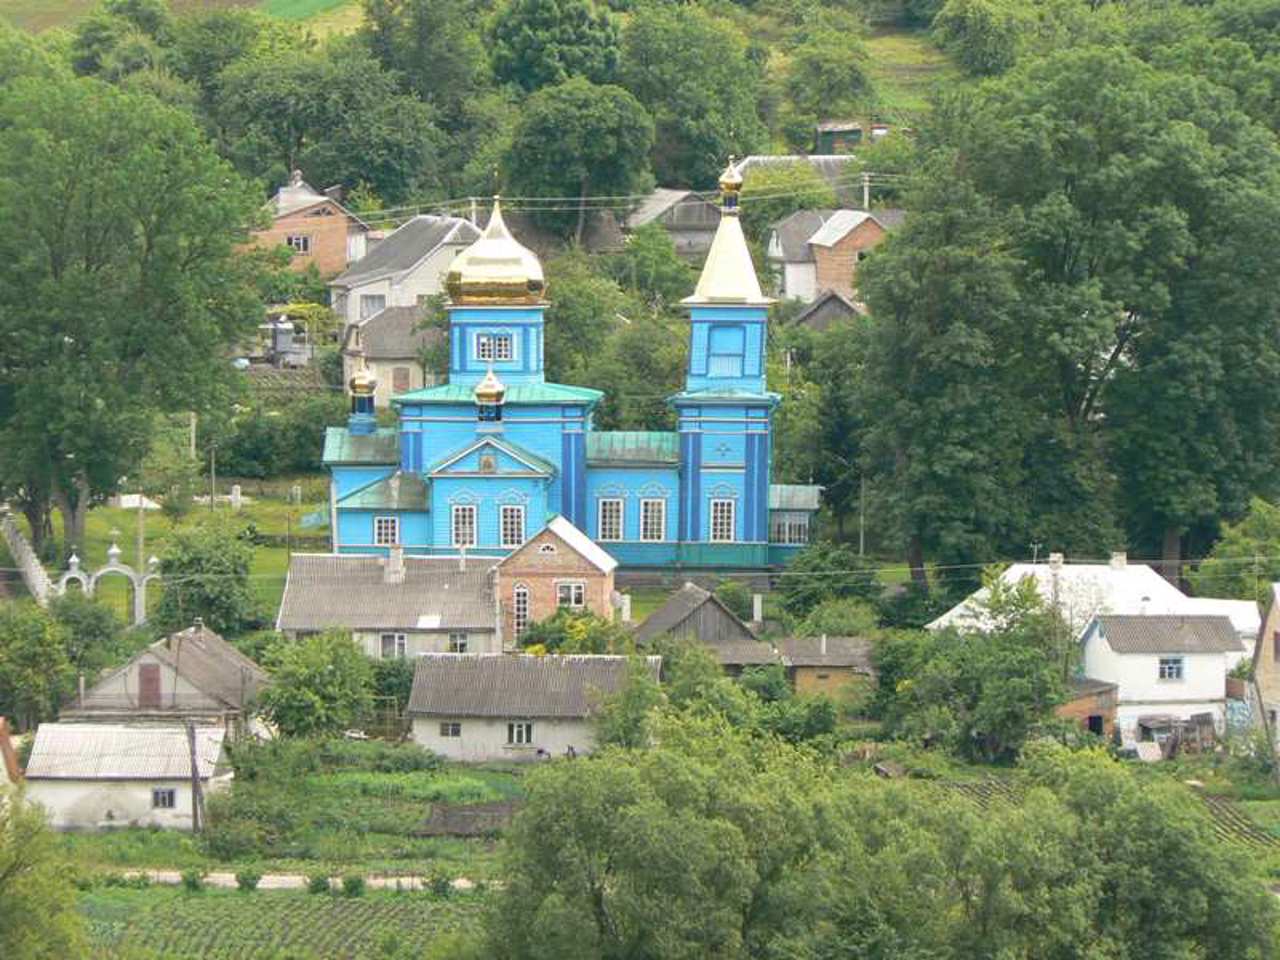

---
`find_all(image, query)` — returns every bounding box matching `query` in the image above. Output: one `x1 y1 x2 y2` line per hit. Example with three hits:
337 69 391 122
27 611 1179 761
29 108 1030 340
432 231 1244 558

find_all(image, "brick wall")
249 201 356 276
495 527 615 644
812 219 886 299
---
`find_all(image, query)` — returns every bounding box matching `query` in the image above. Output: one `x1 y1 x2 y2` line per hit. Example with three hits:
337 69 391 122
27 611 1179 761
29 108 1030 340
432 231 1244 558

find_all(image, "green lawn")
865 27 964 123
0 0 358 32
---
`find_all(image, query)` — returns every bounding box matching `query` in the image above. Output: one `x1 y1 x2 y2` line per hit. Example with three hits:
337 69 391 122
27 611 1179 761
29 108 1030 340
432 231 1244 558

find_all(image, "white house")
1080 614 1247 741
341 305 440 406
0 717 20 793
407 653 660 761
328 215 480 329
24 723 232 830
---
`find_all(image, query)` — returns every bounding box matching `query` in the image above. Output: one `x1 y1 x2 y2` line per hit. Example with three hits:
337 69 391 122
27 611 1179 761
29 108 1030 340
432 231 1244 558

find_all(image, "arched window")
513 583 530 638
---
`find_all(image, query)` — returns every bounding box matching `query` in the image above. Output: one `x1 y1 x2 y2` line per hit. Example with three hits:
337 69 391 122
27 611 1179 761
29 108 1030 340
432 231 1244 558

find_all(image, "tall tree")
259 630 374 737
0 603 74 730
490 0 620 93
153 519 259 637
0 75 261 556
0 795 86 960
362 0 484 111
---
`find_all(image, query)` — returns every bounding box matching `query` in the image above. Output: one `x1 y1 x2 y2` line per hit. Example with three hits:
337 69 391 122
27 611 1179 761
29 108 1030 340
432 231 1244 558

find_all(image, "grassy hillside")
0 0 359 32
865 26 961 121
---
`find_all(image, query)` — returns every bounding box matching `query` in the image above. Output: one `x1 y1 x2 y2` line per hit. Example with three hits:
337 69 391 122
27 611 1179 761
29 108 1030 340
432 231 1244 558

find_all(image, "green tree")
505 78 654 241
542 250 639 382
490 0 620 93
1190 497 1280 603
362 0 484 110
784 28 876 122
153 520 259 637
777 540 881 617
170 8 309 108
0 603 74 730
0 795 86 959
795 597 879 636
932 0 1027 76
0 74 261 557
48 592 135 679
604 223 693 309
259 630 374 737
70 0 173 81
519 609 635 654
596 656 665 748
713 580 753 622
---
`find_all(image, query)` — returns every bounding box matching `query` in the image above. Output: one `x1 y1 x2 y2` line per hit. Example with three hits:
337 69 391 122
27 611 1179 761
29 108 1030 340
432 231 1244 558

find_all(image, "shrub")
341 874 366 898
714 580 754 622
235 869 262 891
307 874 331 894
429 874 453 898
180 869 205 892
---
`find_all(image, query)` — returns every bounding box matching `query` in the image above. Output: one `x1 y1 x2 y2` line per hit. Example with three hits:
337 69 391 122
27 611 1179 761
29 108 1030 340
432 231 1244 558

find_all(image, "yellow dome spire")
445 197 546 305
682 158 773 306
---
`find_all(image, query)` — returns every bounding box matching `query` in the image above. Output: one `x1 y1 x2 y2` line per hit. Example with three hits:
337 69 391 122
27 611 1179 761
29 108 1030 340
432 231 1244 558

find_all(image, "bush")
341 874 366 898
307 874 331 895
235 869 262 892
429 874 453 898
778 542 881 618
180 869 205 892
714 580 754 622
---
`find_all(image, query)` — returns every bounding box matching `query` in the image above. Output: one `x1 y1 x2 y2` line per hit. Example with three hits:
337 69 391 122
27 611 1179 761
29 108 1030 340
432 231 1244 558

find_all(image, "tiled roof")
407 654 659 718
345 306 441 360
586 431 679 466
276 554 497 633
25 723 226 780
322 427 399 465
769 484 822 511
331 215 479 288
769 209 835 263
393 382 604 406
1097 614 1244 655
808 210 878 247
337 471 429 511
778 635 874 669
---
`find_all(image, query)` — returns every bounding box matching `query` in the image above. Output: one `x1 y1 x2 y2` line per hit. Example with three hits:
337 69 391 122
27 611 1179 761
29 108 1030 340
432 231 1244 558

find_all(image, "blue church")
324 163 820 571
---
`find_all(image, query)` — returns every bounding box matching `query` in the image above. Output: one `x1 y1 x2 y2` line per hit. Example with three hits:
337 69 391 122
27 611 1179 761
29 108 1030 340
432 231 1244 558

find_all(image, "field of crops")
83 887 486 959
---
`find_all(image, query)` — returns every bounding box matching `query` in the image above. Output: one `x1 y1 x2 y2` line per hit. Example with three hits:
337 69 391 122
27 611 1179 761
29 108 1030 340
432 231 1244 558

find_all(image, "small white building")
408 653 660 762
1080 614 1247 741
0 717 20 792
24 723 231 830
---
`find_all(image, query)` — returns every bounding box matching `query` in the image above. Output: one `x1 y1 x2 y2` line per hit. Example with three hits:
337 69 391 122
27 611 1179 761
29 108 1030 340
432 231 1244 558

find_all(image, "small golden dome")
718 157 744 198
474 365 507 405
445 198 545 305
349 360 377 396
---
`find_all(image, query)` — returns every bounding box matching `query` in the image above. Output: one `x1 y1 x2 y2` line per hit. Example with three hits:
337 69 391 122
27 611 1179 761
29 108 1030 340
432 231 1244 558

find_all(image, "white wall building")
408 654 660 762
24 724 231 830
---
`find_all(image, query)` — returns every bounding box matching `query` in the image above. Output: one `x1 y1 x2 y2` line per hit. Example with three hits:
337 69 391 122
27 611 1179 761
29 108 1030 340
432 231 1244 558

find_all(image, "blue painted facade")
326 198 816 571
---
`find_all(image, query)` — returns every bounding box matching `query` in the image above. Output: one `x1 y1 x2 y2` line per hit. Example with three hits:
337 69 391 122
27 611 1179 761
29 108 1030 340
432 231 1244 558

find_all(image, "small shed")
814 121 863 153
634 582 778 673
1055 677 1118 739
778 635 875 697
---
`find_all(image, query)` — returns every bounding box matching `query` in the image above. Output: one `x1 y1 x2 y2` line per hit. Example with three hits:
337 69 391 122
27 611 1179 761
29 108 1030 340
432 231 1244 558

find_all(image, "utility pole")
861 172 871 211
136 474 146 570
858 474 866 558
209 444 216 513
186 720 204 833
189 412 197 460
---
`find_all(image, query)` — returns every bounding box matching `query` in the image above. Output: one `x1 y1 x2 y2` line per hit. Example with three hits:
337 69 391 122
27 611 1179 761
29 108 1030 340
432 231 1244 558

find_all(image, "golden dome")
718 156 744 198
445 198 545 305
474 365 507 405
348 358 377 396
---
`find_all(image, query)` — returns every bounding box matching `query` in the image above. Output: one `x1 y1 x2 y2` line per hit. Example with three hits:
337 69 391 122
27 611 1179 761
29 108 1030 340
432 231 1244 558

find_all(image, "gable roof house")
342 305 441 406
778 635 875 697
24 723 231 830
61 622 268 735
407 653 660 761
624 188 722 259
1080 613 1247 741
328 215 481 330
634 582 778 673
249 171 371 276
767 208 898 304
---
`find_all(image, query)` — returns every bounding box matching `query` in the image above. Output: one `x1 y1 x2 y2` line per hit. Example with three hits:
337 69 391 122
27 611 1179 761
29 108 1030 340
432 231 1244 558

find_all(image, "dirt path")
123 869 477 891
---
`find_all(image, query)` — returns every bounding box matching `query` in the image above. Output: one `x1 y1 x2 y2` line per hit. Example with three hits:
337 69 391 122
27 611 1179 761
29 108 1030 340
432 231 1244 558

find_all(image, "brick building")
249 171 369 276
494 516 618 641
809 211 887 301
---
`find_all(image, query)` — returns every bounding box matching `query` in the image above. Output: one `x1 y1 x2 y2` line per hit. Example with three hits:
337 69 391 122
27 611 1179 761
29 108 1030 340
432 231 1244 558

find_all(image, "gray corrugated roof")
874 208 906 230
792 289 861 328
26 723 226 780
770 209 835 263
633 583 775 666
276 554 497 632
769 484 822 511
348 306 442 360
809 210 877 247
634 582 715 642
1096 615 1244 654
151 624 268 710
332 215 479 288
322 427 399 466
407 654 660 718
1068 676 1119 698
779 635 874 669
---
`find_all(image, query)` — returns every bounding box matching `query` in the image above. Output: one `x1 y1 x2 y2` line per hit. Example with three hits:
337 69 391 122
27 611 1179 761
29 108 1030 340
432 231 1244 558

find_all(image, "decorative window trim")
476 332 514 362
710 499 736 543
513 583 530 638
500 504 525 548
640 498 665 542
373 515 400 546
636 481 670 499
598 498 624 542
451 505 477 548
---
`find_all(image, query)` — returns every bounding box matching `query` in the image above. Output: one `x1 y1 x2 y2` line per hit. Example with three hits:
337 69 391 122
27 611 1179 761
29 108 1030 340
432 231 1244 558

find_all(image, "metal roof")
668 388 781 405
808 210 878 248
407 654 659 718
1096 614 1244 655
778 635 874 669
337 471 429 511
393 382 604 406
344 306 441 360
276 554 497 633
633 582 776 667
585 431 679 466
769 484 822 511
769 209 835 263
331 216 479 288
682 206 773 307
546 516 617 573
322 427 399 466
148 623 268 710
25 723 227 780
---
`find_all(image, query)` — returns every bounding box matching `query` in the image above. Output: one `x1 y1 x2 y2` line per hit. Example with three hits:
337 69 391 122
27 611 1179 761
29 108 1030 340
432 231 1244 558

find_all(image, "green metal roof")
337 471 429 511
769 483 822 511
323 427 400 466
393 382 604 406
426 436 557 477
586 431 679 466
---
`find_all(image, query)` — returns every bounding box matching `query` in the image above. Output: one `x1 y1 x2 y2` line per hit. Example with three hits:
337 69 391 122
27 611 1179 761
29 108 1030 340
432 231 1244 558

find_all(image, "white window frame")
500 505 526 548
1158 656 1185 681
451 505 477 548
374 515 400 546
286 234 311 254
513 583 530 638
439 721 462 737
710 499 736 543
359 294 386 319
476 333 514 362
508 721 534 745
598 498 623 542
152 787 176 809
557 581 586 609
448 632 468 654
380 632 407 659
640 499 665 542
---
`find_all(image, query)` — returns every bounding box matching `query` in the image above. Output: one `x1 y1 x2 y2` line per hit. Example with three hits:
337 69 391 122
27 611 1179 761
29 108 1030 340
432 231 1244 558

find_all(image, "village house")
328 214 480 330
24 723 231 831
767 208 899 303
407 653 659 761
1079 613 1247 740
733 155 861 205
342 305 440 407
249 171 370 276
634 582 777 673
493 515 618 642
777 635 875 697
624 188 721 259
1055 677 1120 740
790 289 861 332
276 549 501 657
61 621 268 737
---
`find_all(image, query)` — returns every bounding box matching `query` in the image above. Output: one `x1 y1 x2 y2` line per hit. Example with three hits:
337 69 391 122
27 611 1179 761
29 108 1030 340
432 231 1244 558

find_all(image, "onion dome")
473 365 507 405
445 197 545 305
348 360 378 397
718 156 744 213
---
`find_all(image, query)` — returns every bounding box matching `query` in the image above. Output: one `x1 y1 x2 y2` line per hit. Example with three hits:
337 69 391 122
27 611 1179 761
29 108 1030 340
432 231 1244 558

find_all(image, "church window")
538 543 557 555
770 512 810 545
708 326 745 378
557 582 586 609
710 499 736 542
501 505 525 548
359 294 386 319
598 499 623 541
477 333 513 362
513 584 530 637
286 235 311 254
451 505 477 547
640 499 665 542
374 516 399 546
